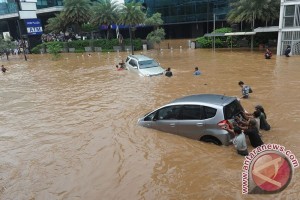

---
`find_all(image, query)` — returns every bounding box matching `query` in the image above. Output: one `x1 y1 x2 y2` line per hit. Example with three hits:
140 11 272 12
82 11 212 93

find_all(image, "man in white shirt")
224 126 248 156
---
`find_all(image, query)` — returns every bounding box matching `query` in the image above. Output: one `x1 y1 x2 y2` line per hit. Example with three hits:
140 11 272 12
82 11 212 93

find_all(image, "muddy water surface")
0 47 299 200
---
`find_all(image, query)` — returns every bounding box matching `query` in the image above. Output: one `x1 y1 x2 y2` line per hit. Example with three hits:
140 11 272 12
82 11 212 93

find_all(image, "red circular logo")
251 152 292 193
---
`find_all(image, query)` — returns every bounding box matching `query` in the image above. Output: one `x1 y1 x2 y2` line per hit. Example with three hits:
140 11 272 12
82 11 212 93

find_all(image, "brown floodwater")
0 46 299 200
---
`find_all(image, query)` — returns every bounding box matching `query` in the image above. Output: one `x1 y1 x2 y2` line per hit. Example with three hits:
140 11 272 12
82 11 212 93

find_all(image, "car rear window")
223 100 244 120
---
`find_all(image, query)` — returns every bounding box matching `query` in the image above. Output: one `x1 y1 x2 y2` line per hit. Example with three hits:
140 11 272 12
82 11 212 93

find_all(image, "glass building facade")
125 0 229 38
277 0 300 55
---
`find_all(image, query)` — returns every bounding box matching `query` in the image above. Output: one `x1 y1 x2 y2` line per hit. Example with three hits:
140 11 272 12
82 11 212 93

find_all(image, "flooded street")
0 46 299 200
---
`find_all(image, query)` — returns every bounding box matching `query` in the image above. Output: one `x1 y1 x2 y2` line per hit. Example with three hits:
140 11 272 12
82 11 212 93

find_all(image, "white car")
125 55 165 77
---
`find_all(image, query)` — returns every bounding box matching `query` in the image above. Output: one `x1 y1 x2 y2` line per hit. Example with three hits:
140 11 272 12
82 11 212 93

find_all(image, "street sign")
24 18 43 35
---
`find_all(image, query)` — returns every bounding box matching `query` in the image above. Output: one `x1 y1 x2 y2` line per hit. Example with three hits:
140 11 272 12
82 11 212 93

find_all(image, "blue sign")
25 18 43 35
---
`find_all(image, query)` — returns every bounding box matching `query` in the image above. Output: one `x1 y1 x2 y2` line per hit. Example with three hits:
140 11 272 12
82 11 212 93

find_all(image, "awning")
254 26 279 33
224 32 256 36
204 32 256 37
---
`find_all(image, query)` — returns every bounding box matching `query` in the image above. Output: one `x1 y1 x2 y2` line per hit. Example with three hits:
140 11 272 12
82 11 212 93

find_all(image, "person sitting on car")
224 126 248 156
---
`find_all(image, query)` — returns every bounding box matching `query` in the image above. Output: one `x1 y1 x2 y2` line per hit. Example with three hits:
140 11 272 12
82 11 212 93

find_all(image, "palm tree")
63 0 91 34
227 0 280 30
45 12 68 33
90 0 119 40
119 1 146 54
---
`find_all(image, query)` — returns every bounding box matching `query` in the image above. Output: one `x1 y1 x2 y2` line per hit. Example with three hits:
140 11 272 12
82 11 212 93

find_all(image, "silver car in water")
138 94 245 145
125 55 165 77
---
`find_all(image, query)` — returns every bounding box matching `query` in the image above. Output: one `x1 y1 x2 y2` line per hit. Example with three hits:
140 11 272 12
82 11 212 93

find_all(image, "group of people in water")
224 104 270 156
264 45 291 59
164 67 201 77
222 81 271 156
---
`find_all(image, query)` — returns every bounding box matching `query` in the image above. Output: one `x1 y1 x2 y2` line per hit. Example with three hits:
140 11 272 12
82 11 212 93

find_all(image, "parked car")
125 55 165 77
138 94 245 145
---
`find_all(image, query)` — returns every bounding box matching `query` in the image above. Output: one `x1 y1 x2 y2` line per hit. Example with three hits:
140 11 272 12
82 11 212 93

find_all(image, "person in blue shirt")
193 67 201 75
238 81 251 99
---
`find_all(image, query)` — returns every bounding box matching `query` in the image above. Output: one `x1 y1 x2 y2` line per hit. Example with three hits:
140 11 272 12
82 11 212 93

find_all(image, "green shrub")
31 38 143 53
46 42 62 60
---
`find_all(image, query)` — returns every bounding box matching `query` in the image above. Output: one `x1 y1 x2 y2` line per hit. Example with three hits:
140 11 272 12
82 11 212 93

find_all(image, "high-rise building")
277 0 300 55
126 0 230 38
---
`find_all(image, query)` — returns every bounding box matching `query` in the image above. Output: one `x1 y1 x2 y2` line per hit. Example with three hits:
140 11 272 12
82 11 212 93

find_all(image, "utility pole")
16 0 27 61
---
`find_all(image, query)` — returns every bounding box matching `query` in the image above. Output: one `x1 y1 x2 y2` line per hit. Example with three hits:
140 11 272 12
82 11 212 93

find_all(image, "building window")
284 5 295 27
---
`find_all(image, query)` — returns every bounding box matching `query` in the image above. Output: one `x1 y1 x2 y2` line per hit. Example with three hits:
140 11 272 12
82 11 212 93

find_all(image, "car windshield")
138 60 159 69
223 99 244 120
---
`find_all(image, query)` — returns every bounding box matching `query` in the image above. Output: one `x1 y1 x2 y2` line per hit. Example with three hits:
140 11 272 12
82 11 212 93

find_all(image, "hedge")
31 38 143 54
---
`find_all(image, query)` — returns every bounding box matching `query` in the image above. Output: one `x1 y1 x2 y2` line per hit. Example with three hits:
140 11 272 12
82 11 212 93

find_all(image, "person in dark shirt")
242 119 264 148
255 105 271 131
1 65 7 73
285 45 291 57
165 67 173 77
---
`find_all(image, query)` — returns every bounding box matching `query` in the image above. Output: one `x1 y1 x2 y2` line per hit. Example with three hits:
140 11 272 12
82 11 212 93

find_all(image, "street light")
16 0 28 61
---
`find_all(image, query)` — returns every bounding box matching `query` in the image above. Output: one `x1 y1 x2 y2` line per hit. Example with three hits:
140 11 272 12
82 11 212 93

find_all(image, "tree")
227 0 280 29
144 13 163 30
145 13 165 50
63 0 91 34
119 1 146 54
146 28 165 50
45 12 68 33
46 42 62 60
91 0 119 40
0 36 17 60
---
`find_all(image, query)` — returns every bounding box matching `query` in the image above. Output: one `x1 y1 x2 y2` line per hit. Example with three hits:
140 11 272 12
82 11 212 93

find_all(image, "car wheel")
200 136 222 146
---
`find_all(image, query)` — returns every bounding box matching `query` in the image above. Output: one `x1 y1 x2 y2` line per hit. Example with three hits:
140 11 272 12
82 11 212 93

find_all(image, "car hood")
139 67 165 76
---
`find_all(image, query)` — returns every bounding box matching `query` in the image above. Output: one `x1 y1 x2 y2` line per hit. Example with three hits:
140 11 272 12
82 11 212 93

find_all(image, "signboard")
19 11 37 19
25 18 43 35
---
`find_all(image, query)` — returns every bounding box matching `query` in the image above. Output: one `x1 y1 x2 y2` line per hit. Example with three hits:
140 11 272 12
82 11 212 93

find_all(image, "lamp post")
16 0 27 61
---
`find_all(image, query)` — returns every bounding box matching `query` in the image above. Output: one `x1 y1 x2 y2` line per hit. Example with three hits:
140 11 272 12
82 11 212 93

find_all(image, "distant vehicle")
138 94 245 145
125 55 165 77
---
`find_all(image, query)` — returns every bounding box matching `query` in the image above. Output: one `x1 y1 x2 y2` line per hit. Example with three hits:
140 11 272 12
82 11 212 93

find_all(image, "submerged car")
125 55 165 77
138 94 245 145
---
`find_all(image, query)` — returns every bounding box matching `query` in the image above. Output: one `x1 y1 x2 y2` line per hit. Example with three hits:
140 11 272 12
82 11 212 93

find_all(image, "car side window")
129 59 137 67
125 57 130 62
157 105 181 120
144 112 156 121
203 106 217 119
180 105 202 120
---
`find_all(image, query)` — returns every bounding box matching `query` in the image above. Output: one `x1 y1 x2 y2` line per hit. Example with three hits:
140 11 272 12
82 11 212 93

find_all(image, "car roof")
170 94 236 106
128 55 153 61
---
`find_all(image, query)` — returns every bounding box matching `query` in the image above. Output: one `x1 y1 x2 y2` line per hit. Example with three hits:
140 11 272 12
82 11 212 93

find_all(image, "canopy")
204 32 256 37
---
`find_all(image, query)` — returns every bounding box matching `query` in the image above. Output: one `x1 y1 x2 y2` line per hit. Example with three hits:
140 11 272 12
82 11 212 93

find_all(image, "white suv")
125 55 165 77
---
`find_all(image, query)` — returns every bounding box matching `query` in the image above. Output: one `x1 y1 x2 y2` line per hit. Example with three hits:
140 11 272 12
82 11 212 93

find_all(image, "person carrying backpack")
238 81 252 99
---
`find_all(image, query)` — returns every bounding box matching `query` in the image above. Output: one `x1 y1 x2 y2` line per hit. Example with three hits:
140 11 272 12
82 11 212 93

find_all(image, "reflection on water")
0 48 299 200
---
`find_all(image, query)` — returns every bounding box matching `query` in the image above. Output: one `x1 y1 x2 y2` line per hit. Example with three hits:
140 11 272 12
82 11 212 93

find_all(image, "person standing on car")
238 81 251 99
165 67 173 77
224 126 248 156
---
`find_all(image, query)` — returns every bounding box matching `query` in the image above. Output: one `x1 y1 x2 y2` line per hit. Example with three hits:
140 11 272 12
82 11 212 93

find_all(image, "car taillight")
217 120 232 129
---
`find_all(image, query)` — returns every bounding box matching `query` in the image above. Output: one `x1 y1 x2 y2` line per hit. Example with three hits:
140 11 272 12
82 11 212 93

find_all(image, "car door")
143 105 182 135
175 105 206 140
127 58 139 75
